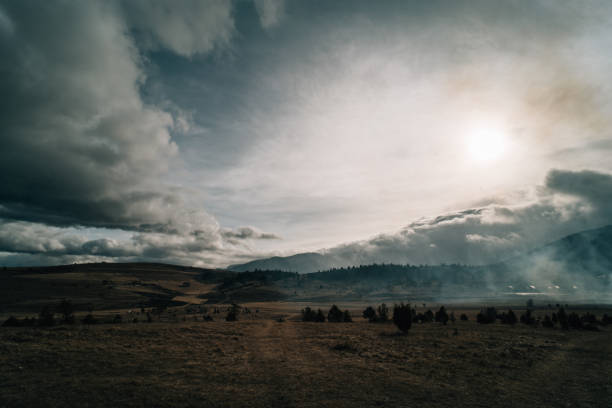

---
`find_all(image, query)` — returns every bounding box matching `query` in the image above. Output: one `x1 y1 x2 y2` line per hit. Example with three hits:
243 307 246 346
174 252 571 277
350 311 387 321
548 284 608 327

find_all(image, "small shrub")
82 314 97 325
477 307 496 324
392 303 412 333
301 307 325 322
2 316 21 327
460 313 468 321
377 303 389 322
435 306 449 325
499 309 517 325
542 315 554 328
332 342 357 353
558 308 569 330
520 309 536 325
226 304 240 321
424 309 434 323
567 312 582 329
343 310 352 322
57 299 75 324
38 306 55 327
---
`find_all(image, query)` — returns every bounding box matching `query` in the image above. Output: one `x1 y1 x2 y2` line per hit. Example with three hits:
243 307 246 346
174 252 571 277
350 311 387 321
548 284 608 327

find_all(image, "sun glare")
467 128 506 162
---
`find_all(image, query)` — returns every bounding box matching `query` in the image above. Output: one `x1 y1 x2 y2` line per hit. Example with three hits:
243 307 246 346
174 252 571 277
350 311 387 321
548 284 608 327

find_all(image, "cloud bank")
232 169 612 272
0 1 277 267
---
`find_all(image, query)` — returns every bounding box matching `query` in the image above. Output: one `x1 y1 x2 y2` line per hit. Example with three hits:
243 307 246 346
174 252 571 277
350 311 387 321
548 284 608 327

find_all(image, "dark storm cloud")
221 226 280 242
0 1 180 231
546 169 612 216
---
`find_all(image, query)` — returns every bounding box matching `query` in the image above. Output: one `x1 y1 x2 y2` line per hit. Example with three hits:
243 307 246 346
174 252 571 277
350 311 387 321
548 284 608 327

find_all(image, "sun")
467 128 506 162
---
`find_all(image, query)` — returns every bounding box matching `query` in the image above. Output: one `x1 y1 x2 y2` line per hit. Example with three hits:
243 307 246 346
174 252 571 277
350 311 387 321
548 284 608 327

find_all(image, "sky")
1 0 612 268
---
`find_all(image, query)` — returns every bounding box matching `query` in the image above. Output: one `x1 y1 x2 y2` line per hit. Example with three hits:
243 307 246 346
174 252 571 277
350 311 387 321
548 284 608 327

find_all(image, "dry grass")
1 311 611 408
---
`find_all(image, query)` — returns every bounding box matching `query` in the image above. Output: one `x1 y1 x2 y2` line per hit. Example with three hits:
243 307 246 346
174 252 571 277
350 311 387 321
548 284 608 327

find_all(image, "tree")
82 314 97 325
542 315 554 328
315 309 326 322
328 305 344 322
226 303 240 321
557 308 569 330
343 310 352 322
500 309 517 325
2 316 21 327
477 307 496 324
57 299 75 324
363 306 377 322
302 307 317 322
435 306 449 325
520 309 536 325
393 303 412 333
460 313 468 321
377 303 389 322
38 306 55 326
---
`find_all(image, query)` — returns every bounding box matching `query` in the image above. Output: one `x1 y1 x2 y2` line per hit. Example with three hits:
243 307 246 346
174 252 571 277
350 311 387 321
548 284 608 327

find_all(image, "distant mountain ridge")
228 252 337 273
230 225 612 279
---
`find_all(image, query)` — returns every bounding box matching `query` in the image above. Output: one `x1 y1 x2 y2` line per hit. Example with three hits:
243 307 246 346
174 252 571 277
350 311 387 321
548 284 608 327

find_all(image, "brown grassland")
1 305 611 408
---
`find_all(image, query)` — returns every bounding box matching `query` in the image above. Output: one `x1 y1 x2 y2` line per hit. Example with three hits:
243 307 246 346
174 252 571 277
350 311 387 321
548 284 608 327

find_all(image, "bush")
567 312 582 329
558 308 569 330
2 316 21 327
377 303 389 322
520 309 536 325
38 306 55 327
542 315 554 328
302 307 317 322
435 306 449 325
343 310 352 323
499 309 517 325
82 314 97 325
477 307 497 324
57 299 75 324
460 313 468 321
226 304 240 321
392 303 412 333
328 305 344 322
113 314 122 324
302 307 325 322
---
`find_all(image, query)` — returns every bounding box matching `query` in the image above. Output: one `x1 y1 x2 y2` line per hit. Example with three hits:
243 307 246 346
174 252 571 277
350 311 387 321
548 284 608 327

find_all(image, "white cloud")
121 0 235 57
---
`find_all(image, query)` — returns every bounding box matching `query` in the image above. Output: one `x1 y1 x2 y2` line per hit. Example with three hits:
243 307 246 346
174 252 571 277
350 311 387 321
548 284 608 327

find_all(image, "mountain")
503 225 612 292
229 225 612 298
228 252 338 273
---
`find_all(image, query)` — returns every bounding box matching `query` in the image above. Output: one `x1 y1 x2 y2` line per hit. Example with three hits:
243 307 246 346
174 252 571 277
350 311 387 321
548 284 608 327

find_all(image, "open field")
1 264 611 407
1 306 612 408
